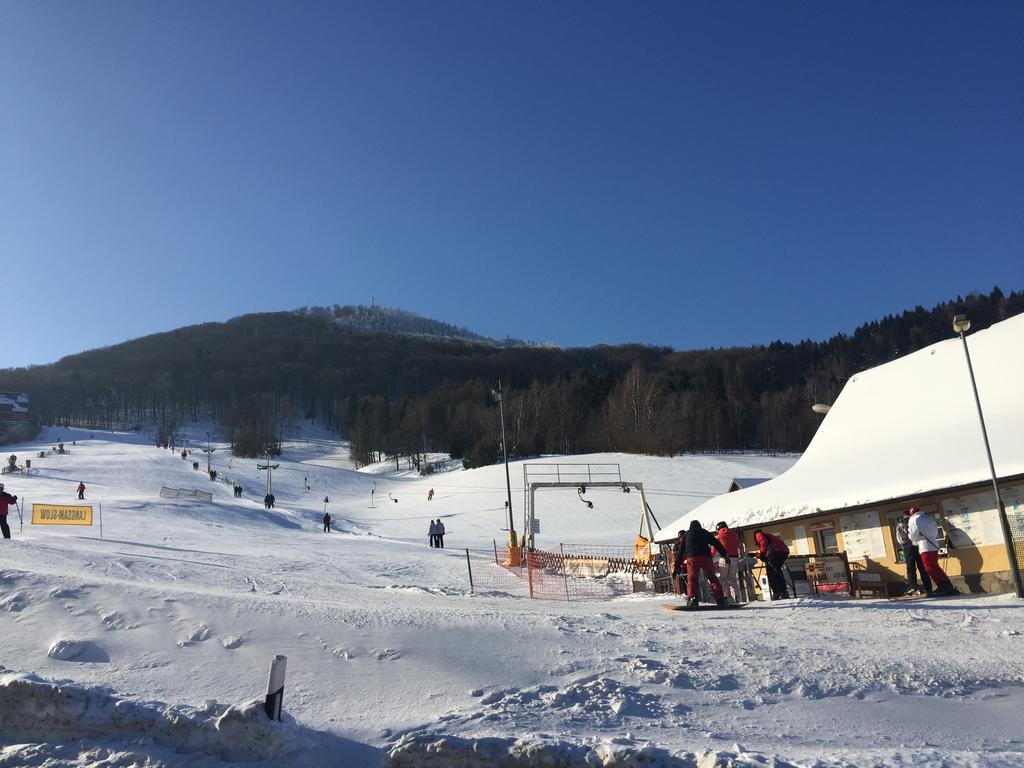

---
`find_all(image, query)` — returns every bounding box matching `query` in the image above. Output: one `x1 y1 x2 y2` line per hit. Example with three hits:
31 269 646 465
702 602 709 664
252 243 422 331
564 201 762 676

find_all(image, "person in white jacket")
907 506 957 596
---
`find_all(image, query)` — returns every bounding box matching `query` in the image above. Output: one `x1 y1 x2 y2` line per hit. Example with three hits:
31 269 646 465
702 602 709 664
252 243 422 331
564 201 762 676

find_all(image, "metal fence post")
465 548 474 593
527 550 534 599
560 543 571 602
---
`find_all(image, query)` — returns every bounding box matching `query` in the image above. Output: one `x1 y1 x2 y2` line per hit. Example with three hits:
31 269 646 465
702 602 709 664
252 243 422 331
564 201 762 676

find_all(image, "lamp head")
952 314 971 334
811 403 831 414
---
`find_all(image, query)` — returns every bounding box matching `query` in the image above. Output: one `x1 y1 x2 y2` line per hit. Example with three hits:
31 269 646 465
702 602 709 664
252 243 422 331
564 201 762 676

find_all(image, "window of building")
816 526 840 554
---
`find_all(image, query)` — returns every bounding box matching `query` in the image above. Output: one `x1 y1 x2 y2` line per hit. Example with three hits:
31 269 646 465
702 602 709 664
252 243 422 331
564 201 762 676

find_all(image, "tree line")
0 288 1019 463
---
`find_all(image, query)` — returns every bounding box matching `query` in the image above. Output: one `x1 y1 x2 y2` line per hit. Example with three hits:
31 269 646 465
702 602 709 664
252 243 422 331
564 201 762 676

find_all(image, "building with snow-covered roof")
0 392 30 422
655 313 1024 595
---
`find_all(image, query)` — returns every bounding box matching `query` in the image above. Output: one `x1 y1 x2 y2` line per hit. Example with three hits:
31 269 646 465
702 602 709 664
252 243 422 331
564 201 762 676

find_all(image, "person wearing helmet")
0 483 17 539
907 506 957 596
715 521 742 603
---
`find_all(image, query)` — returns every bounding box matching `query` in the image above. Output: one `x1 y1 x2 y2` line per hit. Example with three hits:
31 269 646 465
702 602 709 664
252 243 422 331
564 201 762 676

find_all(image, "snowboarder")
436 519 446 548
753 529 790 600
427 488 434 501
714 521 742 603
896 508 932 596
268 493 275 509
0 483 17 539
77 481 86 500
676 520 728 607
428 519 438 547
323 511 331 533
264 493 272 509
907 506 957 596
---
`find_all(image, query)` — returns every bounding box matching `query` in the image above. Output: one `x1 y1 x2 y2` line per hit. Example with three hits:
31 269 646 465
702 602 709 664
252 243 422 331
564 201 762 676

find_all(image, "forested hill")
0 289 1020 462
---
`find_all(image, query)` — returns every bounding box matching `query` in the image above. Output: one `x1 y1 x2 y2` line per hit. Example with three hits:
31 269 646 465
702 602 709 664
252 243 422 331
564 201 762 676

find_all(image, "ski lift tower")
257 453 280 496
520 463 659 550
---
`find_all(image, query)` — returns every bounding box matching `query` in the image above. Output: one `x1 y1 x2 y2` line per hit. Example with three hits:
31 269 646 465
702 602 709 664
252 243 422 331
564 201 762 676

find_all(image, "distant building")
657 313 1024 595
0 392 30 423
728 478 770 493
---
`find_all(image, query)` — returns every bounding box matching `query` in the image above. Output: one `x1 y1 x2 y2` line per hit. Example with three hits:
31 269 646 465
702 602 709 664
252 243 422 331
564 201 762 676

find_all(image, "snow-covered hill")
0 426 1022 767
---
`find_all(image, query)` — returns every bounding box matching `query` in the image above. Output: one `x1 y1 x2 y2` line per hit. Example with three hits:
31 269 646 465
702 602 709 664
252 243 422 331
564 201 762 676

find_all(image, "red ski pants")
686 556 724 600
920 550 951 586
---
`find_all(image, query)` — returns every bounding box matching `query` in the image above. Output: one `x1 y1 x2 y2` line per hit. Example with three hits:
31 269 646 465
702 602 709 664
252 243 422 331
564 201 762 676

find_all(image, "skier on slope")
428 519 437 547
77 481 86 500
753 529 790 600
436 519 446 548
323 511 331 533
676 520 727 608
0 483 17 539
907 506 958 596
714 521 742 603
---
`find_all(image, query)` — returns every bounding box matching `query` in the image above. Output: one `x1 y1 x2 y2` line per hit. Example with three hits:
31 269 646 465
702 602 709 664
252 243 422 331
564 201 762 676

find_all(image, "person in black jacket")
674 520 728 607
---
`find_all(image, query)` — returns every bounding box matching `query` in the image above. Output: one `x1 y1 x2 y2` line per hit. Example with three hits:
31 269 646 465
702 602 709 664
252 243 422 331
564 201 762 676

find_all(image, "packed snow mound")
46 640 85 661
384 735 1024 768
0 672 302 763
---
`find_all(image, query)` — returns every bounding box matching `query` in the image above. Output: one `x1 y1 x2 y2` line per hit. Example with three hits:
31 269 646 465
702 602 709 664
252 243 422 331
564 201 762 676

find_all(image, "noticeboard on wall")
839 510 887 560
942 491 1005 548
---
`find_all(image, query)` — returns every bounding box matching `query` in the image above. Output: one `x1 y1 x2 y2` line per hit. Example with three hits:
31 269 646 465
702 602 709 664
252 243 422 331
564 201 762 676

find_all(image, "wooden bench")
852 570 887 599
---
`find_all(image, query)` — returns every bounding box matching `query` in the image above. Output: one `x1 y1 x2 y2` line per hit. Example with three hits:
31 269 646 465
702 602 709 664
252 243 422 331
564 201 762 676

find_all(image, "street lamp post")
953 314 1024 598
492 381 516 548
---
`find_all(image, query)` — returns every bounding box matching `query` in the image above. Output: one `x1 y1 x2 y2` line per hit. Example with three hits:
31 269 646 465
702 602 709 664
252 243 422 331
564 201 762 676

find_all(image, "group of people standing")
672 520 793 607
896 506 957 596
428 519 445 548
672 520 785 607
675 503 958 607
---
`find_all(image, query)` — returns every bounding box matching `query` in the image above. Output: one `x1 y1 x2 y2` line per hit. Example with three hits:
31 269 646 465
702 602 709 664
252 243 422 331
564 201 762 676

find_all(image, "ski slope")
0 425 1022 768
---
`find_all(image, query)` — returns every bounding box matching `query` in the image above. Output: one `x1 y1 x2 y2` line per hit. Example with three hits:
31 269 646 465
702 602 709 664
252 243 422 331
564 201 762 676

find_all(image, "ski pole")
17 499 23 533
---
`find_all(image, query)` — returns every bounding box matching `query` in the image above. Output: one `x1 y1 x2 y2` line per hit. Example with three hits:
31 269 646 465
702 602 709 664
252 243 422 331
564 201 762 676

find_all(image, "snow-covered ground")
1 425 1022 767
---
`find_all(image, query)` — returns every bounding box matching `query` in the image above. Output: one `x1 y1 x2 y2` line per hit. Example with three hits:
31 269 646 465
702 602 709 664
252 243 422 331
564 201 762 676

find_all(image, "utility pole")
492 381 516 548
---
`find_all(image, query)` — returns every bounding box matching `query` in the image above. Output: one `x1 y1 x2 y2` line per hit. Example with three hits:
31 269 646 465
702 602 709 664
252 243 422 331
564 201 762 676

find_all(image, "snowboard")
663 602 747 612
889 592 960 601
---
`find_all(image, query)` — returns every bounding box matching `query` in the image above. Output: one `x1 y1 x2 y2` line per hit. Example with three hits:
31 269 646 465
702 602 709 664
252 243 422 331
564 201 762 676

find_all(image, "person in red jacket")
753 528 791 600
77 482 86 500
0 482 18 539
715 521 742 603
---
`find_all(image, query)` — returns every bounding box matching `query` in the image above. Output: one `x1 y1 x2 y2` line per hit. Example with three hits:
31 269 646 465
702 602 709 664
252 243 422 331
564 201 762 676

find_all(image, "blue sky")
2 1 1022 367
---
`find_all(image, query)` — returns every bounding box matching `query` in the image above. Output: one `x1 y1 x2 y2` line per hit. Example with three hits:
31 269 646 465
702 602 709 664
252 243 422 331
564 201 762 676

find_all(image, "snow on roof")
0 395 28 413
656 313 1024 541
